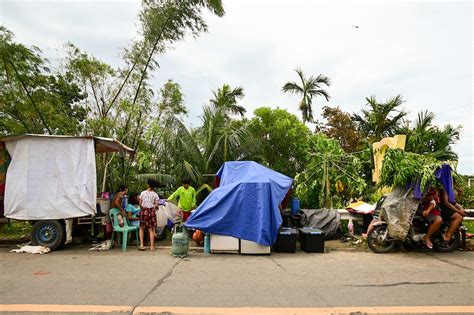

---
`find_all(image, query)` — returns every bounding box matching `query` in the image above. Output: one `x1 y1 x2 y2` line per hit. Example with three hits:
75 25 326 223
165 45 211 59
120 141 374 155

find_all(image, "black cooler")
274 228 297 253
298 228 325 253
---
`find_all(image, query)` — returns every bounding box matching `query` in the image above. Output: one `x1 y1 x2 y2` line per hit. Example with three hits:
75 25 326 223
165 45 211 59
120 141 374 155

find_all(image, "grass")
0 221 32 240
464 221 474 234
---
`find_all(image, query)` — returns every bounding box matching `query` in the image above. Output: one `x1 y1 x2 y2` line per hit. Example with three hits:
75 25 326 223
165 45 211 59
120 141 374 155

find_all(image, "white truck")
0 134 133 250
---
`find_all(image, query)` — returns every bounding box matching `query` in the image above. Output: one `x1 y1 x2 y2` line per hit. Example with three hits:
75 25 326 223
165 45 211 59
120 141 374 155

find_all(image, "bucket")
97 198 110 216
290 198 300 215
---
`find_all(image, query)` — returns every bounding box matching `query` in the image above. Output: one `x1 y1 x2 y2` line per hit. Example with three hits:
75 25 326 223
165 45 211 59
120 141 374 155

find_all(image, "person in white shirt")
138 178 160 252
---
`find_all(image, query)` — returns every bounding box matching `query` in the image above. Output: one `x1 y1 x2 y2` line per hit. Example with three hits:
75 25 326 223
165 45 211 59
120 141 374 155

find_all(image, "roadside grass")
0 221 32 240
464 221 474 234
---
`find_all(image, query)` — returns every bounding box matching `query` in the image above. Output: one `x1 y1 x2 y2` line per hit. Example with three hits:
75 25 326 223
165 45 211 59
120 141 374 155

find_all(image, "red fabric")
213 176 220 189
140 207 157 229
183 211 192 222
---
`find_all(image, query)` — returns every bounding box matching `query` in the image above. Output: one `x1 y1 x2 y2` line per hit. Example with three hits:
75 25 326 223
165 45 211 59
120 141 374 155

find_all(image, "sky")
1 0 473 174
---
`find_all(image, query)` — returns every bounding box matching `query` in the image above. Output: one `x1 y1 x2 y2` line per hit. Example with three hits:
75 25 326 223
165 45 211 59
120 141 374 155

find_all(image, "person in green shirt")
167 179 196 222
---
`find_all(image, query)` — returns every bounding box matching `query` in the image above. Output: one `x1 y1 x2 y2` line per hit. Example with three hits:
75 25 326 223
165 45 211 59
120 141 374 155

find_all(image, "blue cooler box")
298 228 325 253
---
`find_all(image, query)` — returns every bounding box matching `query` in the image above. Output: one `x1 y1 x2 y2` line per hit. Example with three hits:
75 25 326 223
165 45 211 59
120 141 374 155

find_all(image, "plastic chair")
109 208 139 252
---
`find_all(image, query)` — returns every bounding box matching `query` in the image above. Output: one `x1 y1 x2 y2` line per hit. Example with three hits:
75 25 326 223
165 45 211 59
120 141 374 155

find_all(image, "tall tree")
0 27 85 136
249 107 311 177
352 95 407 142
400 110 462 161
210 84 246 117
316 106 362 152
112 0 225 116
281 68 331 123
295 134 366 209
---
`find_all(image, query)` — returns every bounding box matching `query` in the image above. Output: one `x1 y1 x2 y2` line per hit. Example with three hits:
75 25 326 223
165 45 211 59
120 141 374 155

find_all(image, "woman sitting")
125 192 140 227
417 187 442 249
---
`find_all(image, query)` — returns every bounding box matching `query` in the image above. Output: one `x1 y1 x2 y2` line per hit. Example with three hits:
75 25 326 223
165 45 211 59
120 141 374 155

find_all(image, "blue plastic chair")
109 208 139 252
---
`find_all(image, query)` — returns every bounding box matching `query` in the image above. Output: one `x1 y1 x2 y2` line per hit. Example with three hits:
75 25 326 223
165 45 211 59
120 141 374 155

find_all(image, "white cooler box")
240 239 271 255
210 234 239 253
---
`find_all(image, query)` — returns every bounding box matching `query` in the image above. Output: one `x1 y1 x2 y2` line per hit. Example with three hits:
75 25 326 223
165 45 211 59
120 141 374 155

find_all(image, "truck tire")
31 220 65 251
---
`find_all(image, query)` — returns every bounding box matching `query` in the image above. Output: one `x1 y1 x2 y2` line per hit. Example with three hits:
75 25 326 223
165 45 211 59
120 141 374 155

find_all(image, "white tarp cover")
4 137 97 220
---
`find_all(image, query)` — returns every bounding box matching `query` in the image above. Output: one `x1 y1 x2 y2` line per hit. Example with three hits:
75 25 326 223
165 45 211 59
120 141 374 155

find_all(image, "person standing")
167 179 196 222
139 179 160 252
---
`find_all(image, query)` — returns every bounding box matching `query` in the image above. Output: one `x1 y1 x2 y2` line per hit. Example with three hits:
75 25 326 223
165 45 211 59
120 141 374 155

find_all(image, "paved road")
0 245 472 314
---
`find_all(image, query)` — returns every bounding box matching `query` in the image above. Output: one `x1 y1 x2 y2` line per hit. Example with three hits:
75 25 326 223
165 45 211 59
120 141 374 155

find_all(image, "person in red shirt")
417 187 442 249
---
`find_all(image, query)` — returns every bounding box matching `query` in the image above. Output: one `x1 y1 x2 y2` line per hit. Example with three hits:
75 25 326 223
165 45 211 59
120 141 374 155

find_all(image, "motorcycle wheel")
367 225 397 253
433 228 460 252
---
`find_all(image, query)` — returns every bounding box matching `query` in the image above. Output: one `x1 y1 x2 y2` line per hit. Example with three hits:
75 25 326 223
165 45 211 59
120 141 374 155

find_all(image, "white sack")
11 245 51 254
5 137 97 220
162 202 181 223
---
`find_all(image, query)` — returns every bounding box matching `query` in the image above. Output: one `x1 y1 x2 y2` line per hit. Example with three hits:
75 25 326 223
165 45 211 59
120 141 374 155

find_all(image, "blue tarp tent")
185 161 293 246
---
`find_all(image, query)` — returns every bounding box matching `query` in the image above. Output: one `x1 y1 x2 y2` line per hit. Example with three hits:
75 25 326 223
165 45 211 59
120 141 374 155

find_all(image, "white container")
97 198 110 213
240 239 271 255
210 234 239 252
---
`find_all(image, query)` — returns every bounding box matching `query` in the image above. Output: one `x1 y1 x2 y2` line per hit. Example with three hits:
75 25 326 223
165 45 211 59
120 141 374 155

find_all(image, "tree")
316 106 362 152
249 107 311 177
352 95 407 142
281 68 331 123
295 133 366 209
112 0 225 115
157 79 187 118
210 84 246 117
400 110 462 161
0 27 86 136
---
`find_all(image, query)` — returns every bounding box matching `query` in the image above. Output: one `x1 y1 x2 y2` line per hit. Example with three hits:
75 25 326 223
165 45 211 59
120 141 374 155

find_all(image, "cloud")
2 0 472 173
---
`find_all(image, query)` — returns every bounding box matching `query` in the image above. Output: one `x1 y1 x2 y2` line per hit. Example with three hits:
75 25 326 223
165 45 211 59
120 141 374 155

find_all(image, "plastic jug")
290 198 300 215
172 224 189 257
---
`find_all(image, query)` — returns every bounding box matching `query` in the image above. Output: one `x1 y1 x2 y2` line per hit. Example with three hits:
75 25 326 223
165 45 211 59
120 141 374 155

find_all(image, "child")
417 187 442 249
138 179 160 252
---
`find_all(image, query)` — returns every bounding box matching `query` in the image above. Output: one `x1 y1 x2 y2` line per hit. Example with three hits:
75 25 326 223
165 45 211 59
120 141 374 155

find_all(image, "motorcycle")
367 190 461 253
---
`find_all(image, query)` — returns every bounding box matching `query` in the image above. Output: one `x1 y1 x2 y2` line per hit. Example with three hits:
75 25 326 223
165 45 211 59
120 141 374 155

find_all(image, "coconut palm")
401 110 461 161
281 68 331 123
210 84 246 117
352 95 407 142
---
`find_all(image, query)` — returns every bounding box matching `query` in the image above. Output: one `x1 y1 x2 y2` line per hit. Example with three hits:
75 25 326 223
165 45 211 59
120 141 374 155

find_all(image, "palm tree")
210 84 246 117
401 110 461 161
352 95 407 142
282 68 331 123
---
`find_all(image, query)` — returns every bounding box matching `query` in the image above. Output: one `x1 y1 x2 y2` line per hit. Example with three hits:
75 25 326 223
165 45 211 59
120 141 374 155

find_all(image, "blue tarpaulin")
185 161 293 246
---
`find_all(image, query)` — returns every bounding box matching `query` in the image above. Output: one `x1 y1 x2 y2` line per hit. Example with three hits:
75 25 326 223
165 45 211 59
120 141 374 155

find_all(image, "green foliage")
249 107 311 177
0 27 86 135
352 95 407 142
281 68 331 123
400 110 462 161
157 79 188 118
379 149 443 191
316 106 362 152
0 221 32 240
210 84 246 117
295 133 366 209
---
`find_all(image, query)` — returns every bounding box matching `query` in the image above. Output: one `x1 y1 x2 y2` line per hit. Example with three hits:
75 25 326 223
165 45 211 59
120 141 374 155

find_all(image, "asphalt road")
0 245 472 314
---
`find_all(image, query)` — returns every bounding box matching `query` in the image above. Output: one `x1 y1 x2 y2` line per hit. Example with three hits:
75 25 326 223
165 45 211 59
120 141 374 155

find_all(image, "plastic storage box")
240 239 271 254
298 228 325 253
274 228 297 253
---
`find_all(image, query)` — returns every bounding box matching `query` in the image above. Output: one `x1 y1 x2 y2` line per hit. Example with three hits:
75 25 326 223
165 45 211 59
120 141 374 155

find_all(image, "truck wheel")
31 220 65 251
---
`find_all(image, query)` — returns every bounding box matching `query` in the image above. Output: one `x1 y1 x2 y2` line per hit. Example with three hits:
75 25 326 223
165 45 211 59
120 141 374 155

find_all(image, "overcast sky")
2 0 473 174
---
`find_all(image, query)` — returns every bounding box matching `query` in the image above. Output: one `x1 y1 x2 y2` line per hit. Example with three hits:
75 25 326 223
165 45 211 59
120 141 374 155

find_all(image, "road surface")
0 245 472 314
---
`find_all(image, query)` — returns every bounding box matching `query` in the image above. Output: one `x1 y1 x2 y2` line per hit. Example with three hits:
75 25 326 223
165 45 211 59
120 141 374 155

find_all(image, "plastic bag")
381 187 419 240
162 203 181 223
193 230 204 245
156 206 168 230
